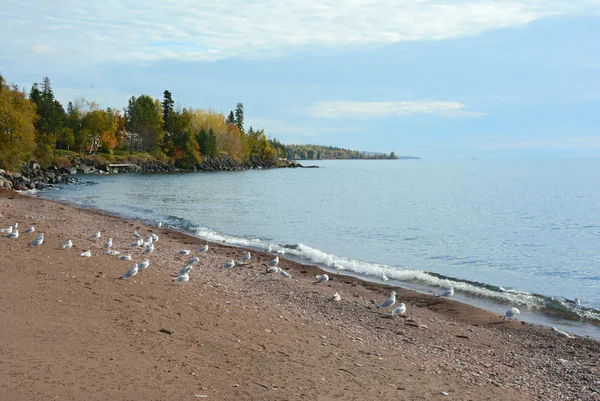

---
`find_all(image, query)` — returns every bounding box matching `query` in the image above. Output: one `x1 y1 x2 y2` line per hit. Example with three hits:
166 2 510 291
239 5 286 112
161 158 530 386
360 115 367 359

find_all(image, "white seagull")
103 237 113 249
391 303 407 317
313 274 330 284
90 231 101 239
265 265 279 274
278 268 292 278
377 291 397 309
138 259 150 270
80 250 91 257
107 249 120 255
552 327 576 339
196 244 209 253
330 292 341 302
177 249 191 256
237 252 251 264
133 231 142 239
4 229 18 239
504 307 521 320
381 273 389 281
143 243 154 254
267 256 279 268
172 272 189 283
129 239 143 247
186 256 200 265
145 235 153 245
22 226 35 234
333 262 343 271
175 265 193 276
59 239 73 249
150 233 159 242
30 233 44 247
0 225 14 234
119 254 132 260
120 263 139 279
440 287 454 297
220 259 235 270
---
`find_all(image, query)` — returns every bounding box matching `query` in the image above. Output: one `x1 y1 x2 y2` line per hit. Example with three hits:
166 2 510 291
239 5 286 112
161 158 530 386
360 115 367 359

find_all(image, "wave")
190 225 600 323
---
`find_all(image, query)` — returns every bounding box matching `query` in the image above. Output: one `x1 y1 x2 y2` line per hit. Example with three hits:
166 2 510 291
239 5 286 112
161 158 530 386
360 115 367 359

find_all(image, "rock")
14 184 28 191
12 172 21 179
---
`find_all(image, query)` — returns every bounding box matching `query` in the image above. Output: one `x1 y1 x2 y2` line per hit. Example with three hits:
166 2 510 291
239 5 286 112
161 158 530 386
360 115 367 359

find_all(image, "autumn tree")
0 79 37 169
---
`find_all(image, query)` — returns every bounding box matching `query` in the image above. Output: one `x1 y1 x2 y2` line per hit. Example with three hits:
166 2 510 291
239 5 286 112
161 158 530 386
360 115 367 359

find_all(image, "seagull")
157 222 163 228
107 249 120 255
133 231 142 239
175 265 193 276
0 225 14 234
29 233 44 247
440 287 454 297
220 259 235 270
313 274 330 284
143 243 154 254
80 250 91 257
552 327 576 339
381 273 389 281
90 231 101 239
138 259 150 270
150 233 159 242
278 268 292 278
267 256 279 268
119 254 132 260
4 229 18 239
59 239 73 249
562 297 581 307
129 239 143 247
237 252 251 264
103 237 113 249
276 249 285 255
330 292 341 302
177 249 191 256
22 226 35 234
265 265 279 274
504 307 521 320
145 235 153 245
186 256 200 265
333 262 343 271
172 272 189 283
120 263 139 279
377 291 396 309
196 244 209 253
391 303 407 317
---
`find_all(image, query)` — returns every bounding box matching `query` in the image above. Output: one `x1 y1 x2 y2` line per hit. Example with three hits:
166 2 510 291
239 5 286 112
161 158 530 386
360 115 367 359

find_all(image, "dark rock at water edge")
0 155 316 192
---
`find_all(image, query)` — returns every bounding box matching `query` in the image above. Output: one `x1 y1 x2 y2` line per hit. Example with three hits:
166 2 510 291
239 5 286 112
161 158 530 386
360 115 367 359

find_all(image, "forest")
0 74 399 172
0 74 283 171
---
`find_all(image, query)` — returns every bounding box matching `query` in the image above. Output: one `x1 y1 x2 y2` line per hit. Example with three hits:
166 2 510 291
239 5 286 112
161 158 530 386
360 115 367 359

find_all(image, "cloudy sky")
2 0 599 158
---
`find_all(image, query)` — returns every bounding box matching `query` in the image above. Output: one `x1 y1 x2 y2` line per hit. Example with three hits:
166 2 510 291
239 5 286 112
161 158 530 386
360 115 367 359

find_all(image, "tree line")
287 144 398 160
0 74 284 170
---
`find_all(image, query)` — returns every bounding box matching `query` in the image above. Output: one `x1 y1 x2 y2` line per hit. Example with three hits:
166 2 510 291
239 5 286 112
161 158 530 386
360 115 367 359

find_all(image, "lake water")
35 159 600 338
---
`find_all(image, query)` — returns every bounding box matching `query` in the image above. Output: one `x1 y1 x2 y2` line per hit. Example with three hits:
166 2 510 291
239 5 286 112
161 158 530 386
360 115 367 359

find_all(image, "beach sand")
0 189 598 400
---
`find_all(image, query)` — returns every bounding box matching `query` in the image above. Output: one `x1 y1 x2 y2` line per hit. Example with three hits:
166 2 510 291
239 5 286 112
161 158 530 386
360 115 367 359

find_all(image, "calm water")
36 159 600 337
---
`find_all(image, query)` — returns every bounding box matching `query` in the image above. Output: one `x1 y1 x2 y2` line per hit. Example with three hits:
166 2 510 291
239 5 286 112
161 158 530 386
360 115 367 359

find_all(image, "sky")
1 0 600 158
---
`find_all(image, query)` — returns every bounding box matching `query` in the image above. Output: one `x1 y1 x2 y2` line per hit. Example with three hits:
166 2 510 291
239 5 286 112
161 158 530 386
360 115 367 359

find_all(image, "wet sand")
0 189 598 400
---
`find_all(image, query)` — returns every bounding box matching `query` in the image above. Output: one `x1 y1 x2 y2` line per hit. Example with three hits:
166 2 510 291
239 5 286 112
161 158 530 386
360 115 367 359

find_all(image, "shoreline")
1 189 599 400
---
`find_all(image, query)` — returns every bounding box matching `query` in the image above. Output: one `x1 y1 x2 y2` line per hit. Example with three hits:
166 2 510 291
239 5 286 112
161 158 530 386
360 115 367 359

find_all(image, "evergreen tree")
162 90 174 132
226 111 235 125
234 102 244 134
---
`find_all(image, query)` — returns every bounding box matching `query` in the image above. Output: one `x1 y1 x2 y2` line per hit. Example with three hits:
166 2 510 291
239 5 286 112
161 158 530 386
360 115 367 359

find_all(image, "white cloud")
1 0 598 64
308 101 485 118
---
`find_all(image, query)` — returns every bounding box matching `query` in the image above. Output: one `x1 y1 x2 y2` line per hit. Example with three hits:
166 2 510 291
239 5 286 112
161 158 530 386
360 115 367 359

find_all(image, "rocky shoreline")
0 155 312 191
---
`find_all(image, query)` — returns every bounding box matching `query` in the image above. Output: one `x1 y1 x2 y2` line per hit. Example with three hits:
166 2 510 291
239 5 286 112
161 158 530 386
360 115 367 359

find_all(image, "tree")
234 102 244 134
124 95 164 154
0 79 37 169
162 90 174 132
226 111 235 125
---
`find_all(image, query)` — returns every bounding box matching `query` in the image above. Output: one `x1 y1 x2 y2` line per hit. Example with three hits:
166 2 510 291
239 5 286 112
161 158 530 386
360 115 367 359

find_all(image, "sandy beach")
0 189 598 401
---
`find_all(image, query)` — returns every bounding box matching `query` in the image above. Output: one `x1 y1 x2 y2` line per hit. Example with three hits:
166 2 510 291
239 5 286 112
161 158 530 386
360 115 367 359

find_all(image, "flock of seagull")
1 221 577 337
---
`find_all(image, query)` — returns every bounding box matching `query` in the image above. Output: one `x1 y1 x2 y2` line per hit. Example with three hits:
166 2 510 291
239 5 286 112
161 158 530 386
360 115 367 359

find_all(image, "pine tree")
162 90 174 132
226 111 235 125
234 103 244 134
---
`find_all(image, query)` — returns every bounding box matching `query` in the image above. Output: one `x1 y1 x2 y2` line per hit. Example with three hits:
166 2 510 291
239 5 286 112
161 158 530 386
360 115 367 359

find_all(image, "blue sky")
1 0 599 158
